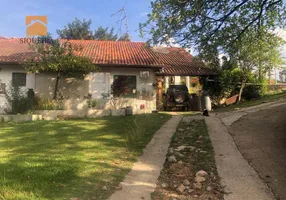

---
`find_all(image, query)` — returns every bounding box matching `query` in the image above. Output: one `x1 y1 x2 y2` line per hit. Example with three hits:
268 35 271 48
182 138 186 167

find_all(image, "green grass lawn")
0 114 171 200
216 91 286 112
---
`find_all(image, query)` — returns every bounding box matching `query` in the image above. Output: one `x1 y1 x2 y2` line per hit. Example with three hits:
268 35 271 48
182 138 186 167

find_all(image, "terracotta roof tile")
0 39 216 75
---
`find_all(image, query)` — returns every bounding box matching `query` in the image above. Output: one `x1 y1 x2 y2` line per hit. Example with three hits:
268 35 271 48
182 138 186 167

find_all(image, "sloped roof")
0 38 216 75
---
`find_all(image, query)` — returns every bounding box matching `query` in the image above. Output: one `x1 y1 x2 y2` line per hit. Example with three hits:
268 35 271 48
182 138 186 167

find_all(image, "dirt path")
229 104 286 200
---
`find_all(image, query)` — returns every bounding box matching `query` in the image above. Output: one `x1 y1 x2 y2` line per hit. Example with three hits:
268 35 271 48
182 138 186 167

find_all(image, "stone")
169 148 174 154
174 152 184 158
102 186 107 190
176 184 186 193
176 145 187 151
207 186 212 191
196 170 208 177
178 160 184 165
195 176 206 183
168 156 177 162
185 186 190 190
199 150 208 154
161 183 168 188
115 186 122 190
188 189 195 193
194 195 199 198
183 179 190 186
188 146 196 151
178 128 184 132
193 182 202 189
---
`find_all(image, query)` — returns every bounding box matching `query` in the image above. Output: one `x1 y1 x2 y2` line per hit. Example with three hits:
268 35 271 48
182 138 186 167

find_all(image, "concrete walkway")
109 116 181 200
204 101 286 200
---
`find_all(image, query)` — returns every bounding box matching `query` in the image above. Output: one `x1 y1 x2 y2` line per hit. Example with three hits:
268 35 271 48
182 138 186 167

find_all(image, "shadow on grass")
0 113 171 200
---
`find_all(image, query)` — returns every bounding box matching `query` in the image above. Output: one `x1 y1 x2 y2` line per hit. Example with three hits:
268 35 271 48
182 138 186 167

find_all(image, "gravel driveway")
229 104 286 200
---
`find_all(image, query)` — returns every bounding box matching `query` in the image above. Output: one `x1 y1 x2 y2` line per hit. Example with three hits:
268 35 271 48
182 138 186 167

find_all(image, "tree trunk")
53 71 60 99
238 81 246 102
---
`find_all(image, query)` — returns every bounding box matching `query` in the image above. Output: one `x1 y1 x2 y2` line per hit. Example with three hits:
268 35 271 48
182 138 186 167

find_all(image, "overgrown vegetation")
34 97 63 110
0 113 171 200
4 83 33 114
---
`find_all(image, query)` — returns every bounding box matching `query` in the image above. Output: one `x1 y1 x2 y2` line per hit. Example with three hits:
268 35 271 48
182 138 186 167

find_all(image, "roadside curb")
205 115 276 200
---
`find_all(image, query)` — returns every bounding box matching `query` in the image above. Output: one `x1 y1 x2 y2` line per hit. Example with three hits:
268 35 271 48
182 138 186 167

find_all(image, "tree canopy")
141 0 286 53
94 26 118 40
118 33 131 41
23 38 97 99
57 18 94 40
57 18 131 41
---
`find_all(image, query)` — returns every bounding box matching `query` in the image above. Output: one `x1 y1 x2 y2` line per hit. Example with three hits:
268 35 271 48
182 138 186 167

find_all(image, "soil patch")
151 119 224 200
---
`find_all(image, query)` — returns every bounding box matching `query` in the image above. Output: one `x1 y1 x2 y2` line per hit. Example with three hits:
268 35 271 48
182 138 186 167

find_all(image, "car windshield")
168 85 188 92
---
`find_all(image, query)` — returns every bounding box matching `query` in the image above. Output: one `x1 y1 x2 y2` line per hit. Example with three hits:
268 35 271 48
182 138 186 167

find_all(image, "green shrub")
34 97 63 110
242 77 267 100
87 99 97 108
5 83 33 114
242 85 262 100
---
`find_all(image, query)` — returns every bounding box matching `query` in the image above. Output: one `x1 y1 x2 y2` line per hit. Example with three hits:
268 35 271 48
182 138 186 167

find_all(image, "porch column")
165 76 169 90
186 76 190 92
174 76 181 84
156 76 163 110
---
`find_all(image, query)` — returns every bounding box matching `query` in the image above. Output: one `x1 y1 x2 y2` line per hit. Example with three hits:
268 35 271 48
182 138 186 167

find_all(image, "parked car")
163 85 190 111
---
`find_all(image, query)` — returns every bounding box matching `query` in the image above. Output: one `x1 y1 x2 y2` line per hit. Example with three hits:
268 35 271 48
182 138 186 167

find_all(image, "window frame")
113 75 137 97
12 72 27 87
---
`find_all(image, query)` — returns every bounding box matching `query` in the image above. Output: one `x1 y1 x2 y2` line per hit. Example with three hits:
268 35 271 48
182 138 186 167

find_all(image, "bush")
242 85 262 100
87 99 97 108
5 83 33 114
242 77 267 100
34 97 63 110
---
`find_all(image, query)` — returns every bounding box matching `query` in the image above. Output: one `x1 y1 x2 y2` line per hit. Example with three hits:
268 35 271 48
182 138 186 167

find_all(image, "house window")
113 75 136 97
12 73 26 86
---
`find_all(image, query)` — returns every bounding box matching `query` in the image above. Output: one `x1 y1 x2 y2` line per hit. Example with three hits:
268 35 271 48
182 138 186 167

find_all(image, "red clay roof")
0 38 216 75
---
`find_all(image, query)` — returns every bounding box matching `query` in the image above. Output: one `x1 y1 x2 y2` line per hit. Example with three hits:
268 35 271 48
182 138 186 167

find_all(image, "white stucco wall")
0 65 157 113
91 67 157 99
0 65 35 113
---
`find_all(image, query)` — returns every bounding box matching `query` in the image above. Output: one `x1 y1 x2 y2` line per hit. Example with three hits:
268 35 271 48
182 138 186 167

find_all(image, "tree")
118 33 131 41
141 0 286 55
57 18 94 40
227 31 284 101
94 26 118 40
23 38 97 99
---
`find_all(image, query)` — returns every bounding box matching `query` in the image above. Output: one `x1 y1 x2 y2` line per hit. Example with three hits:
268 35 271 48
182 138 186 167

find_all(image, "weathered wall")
34 67 157 100
35 72 90 99
0 65 35 113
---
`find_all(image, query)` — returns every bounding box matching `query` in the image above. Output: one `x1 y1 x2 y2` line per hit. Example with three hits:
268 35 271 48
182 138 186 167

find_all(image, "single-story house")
0 38 216 114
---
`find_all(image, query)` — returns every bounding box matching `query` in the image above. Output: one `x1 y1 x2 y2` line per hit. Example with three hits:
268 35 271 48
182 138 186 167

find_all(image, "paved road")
229 104 286 200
